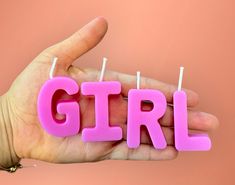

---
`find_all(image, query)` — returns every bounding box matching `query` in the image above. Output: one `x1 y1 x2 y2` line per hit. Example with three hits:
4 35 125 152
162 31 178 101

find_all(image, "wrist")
0 94 21 170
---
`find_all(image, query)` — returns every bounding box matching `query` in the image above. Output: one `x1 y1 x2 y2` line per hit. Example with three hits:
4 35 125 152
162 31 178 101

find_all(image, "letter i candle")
37 57 212 151
81 58 122 142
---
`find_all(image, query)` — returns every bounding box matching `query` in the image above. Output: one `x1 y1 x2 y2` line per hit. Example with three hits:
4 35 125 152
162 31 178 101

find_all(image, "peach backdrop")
0 0 234 184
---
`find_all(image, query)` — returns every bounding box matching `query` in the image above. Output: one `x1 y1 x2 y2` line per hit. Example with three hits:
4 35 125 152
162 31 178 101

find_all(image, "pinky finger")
108 142 178 161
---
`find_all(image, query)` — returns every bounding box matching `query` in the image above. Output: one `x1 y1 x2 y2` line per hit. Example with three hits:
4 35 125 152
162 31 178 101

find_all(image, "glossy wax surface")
81 81 122 142
127 89 167 149
37 77 80 137
173 91 211 151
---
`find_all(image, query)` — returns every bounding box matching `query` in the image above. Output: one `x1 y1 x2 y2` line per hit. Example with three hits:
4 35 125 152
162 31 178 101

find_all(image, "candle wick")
99 57 107 82
137 71 141 89
50 57 58 79
177 66 184 91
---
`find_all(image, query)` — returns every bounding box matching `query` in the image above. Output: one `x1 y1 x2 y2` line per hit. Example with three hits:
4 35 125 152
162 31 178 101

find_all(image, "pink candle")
173 67 211 151
37 57 213 152
127 72 167 149
37 58 80 137
81 58 122 142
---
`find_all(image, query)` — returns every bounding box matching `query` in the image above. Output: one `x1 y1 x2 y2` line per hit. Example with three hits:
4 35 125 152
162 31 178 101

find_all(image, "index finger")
104 70 199 107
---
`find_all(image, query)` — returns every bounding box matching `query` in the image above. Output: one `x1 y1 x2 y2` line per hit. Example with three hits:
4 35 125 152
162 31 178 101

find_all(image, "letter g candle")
37 57 80 137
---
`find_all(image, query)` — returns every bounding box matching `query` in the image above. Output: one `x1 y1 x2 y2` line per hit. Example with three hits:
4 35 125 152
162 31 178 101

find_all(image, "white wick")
137 71 141 89
49 57 58 79
177 66 184 91
99 57 107 82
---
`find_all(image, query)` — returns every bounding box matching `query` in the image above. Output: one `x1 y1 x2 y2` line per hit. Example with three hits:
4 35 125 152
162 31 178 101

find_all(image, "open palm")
3 17 219 164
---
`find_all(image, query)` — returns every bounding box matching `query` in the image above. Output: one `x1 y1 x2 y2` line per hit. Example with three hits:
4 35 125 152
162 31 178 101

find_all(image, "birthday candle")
127 72 167 149
81 58 122 142
173 67 211 151
37 57 80 137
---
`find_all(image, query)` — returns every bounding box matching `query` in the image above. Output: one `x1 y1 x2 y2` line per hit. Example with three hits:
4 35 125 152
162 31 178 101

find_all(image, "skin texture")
1 17 219 164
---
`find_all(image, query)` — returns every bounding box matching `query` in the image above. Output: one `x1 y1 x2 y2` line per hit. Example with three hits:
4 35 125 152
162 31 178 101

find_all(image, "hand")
2 17 219 164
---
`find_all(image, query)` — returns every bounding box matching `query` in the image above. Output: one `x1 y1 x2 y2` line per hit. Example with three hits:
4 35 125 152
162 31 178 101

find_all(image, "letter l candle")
173 67 211 151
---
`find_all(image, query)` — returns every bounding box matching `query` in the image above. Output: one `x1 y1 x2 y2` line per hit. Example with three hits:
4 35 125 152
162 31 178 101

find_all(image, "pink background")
0 0 234 184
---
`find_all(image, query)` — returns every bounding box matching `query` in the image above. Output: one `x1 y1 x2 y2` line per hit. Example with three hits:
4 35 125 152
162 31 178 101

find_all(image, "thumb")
37 17 108 69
